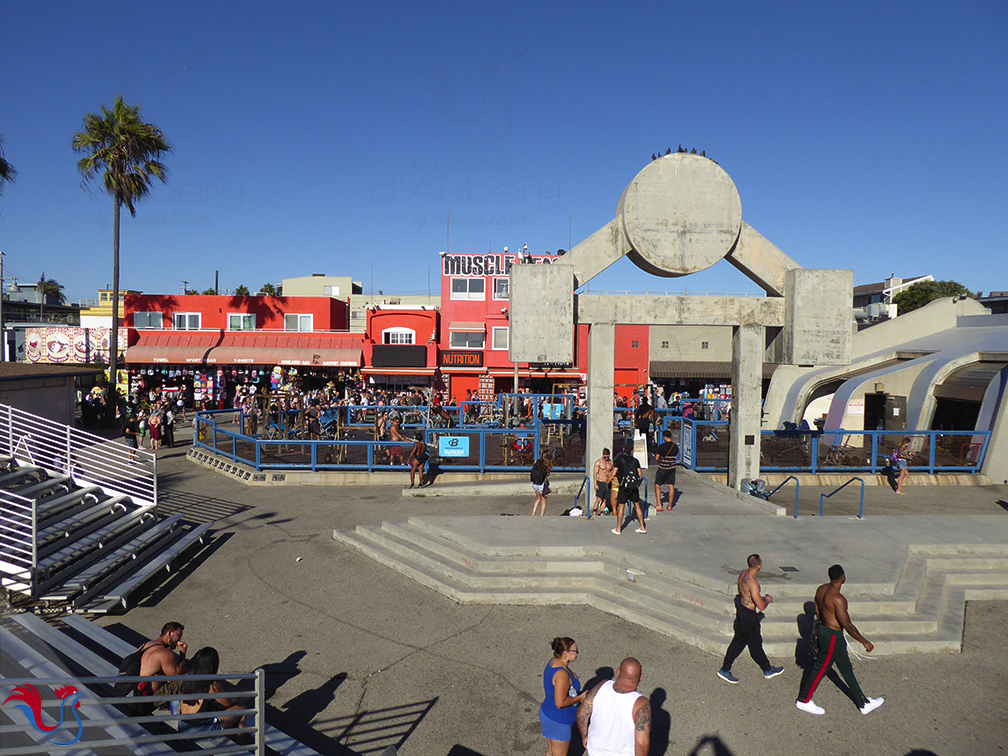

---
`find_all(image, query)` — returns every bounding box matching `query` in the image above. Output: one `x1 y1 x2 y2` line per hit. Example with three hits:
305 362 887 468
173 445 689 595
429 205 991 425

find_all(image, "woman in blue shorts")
538 636 586 756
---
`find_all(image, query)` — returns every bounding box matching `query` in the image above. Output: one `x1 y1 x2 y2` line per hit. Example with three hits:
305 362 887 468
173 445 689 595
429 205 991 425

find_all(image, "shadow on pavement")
687 734 736 755
650 687 672 756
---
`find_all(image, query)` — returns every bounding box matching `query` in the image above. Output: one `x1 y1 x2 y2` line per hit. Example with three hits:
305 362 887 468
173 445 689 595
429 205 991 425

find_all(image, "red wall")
124 293 349 331
363 308 439 366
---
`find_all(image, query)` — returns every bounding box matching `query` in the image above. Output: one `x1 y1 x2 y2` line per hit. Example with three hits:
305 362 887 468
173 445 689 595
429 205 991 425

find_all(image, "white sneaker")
795 699 825 715
860 697 884 715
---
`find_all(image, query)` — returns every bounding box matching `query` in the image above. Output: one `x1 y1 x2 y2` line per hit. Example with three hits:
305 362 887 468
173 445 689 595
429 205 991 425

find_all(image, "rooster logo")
2 684 84 745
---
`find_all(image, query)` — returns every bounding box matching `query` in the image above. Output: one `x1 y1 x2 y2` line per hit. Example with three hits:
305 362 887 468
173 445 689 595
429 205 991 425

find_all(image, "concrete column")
587 322 615 473
729 324 763 490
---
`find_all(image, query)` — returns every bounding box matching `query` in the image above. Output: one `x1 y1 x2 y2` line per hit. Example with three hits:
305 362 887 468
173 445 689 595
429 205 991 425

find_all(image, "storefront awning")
361 367 436 375
448 322 485 331
126 330 363 367
649 361 777 380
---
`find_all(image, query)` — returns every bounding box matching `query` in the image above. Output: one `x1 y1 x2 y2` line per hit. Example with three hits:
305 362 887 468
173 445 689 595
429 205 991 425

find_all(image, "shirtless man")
796 564 884 715
591 448 615 516
131 621 187 714
717 554 784 683
388 417 405 465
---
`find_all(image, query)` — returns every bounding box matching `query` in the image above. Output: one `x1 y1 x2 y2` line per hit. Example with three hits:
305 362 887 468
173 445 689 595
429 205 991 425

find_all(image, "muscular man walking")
591 448 615 517
577 657 650 756
717 554 784 683
796 564 884 715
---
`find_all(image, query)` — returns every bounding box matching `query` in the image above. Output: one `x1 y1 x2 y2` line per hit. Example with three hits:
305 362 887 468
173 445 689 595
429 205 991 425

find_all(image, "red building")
123 293 361 405
361 305 439 389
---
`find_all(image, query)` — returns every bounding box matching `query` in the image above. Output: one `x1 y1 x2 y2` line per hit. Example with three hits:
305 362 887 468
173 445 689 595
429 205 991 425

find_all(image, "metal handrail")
762 475 800 518
0 670 265 755
0 489 37 593
575 475 592 517
819 477 865 519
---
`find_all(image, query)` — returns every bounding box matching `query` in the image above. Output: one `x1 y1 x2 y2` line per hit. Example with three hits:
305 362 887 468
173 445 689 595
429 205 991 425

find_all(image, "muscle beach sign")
441 253 554 278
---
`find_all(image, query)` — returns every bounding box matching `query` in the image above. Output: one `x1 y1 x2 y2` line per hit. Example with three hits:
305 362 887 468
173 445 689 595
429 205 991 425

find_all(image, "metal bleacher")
0 404 211 613
0 612 326 756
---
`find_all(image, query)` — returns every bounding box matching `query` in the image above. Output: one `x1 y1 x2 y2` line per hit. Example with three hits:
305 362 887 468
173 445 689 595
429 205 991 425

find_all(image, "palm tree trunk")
108 199 121 424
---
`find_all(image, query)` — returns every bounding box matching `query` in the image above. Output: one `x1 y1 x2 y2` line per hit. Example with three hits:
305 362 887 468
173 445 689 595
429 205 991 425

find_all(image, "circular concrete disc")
618 154 742 278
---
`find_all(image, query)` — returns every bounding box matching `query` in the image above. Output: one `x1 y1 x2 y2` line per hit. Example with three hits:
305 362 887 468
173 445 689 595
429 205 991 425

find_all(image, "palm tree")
0 134 16 195
234 284 250 296
73 96 171 420
36 272 66 318
259 283 277 296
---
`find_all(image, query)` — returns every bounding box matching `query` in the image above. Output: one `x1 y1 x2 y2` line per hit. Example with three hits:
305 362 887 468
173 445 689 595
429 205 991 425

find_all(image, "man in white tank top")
577 657 651 756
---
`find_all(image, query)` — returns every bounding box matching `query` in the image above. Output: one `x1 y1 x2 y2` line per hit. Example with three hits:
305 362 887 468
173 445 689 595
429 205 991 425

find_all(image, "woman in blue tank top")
538 636 586 755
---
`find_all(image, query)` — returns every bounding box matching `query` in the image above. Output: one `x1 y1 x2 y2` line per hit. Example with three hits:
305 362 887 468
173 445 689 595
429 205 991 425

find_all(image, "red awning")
125 330 363 367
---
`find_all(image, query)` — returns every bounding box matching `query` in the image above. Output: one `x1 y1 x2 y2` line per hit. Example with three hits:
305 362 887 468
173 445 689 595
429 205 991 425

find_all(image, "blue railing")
818 477 866 518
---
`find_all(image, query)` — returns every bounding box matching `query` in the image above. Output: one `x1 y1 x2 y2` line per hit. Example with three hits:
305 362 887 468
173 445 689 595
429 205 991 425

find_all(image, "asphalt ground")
90 426 1008 756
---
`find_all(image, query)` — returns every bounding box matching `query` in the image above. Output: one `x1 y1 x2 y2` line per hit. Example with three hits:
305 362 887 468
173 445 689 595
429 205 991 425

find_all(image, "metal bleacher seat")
0 624 163 755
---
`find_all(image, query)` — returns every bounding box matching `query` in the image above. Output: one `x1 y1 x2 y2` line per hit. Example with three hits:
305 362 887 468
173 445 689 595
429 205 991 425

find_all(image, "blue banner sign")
439 436 470 458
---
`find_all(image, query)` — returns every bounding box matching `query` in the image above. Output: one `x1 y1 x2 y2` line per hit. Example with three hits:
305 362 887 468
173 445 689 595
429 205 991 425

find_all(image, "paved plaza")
92 428 1008 756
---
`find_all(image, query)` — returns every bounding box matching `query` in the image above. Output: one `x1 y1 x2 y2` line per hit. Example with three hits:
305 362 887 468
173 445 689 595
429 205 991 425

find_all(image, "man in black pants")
717 554 784 683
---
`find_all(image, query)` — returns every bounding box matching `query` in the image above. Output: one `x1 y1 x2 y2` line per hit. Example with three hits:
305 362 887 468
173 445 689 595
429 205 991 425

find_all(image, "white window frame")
324 285 340 297
449 331 485 349
133 312 162 329
227 313 256 331
492 277 509 300
284 314 313 332
450 277 485 301
382 328 415 345
491 326 509 350
173 312 201 330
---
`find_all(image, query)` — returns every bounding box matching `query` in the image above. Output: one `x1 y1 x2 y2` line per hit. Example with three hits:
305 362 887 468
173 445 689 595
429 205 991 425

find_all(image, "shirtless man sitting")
133 621 187 714
717 555 783 683
591 448 615 516
388 417 405 465
796 565 883 715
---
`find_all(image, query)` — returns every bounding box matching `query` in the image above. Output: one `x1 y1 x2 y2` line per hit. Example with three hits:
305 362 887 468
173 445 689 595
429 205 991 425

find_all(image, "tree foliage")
234 284 250 296
0 134 15 195
892 280 976 315
73 96 171 418
259 283 277 296
201 287 217 296
36 272 66 304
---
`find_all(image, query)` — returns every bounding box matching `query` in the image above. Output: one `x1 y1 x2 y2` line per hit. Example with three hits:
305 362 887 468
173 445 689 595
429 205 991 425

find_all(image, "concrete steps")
334 517 1008 656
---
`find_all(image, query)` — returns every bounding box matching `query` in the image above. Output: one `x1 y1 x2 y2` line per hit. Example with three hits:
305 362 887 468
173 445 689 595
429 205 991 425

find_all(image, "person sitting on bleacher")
132 622 187 715
177 647 247 734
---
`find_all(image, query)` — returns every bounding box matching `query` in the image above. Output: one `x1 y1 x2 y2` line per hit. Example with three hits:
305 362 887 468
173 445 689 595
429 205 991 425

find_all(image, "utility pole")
182 280 189 295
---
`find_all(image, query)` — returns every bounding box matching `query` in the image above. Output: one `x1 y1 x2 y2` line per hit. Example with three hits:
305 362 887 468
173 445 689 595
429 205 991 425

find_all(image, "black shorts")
595 481 611 500
655 467 676 487
617 485 641 505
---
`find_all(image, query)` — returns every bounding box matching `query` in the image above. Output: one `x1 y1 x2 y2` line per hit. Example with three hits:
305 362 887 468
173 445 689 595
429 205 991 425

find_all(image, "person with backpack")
611 451 646 535
115 621 187 716
653 429 679 511
530 450 553 516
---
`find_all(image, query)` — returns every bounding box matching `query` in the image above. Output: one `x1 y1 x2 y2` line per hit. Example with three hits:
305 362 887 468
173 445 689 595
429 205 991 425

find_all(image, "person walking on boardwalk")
717 554 784 683
577 657 650 756
795 564 884 715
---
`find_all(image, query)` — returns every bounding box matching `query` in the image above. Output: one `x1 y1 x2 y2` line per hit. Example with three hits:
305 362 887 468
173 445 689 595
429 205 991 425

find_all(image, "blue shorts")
539 708 573 741
897 458 908 470
179 716 222 733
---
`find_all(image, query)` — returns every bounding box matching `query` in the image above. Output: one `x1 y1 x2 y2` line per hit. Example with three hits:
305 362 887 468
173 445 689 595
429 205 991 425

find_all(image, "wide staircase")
334 516 1008 656
0 404 210 613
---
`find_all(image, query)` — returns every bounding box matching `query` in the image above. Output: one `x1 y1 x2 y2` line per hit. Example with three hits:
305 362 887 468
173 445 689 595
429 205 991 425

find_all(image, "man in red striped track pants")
796 564 884 716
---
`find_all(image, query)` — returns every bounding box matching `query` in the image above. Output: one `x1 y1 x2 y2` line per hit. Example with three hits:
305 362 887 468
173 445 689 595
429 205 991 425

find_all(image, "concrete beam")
725 223 800 297
553 218 629 290
586 323 615 476
729 324 763 490
578 294 785 327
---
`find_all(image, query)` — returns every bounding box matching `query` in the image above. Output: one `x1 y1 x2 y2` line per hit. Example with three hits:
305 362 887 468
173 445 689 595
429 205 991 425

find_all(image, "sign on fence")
439 436 470 458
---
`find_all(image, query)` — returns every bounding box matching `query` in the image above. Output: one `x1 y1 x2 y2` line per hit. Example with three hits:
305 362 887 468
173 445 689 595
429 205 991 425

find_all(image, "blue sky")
2 1 1006 303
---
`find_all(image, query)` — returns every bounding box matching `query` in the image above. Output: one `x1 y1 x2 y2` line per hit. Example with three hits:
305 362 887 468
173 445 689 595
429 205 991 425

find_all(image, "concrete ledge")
701 471 992 487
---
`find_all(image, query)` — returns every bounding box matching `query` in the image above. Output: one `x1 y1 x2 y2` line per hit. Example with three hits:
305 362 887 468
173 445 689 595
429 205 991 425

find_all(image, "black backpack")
530 461 546 485
621 465 642 492
114 641 164 697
